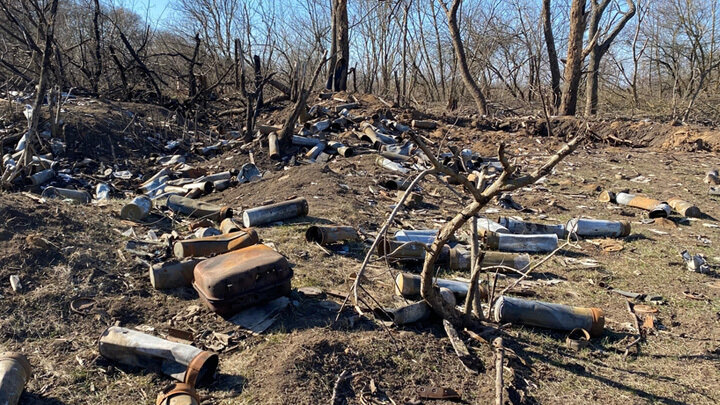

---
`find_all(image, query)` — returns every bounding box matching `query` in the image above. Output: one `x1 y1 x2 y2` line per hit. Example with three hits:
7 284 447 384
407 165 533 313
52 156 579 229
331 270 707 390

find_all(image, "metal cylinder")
327 141 354 157
257 124 282 135
615 192 671 218
492 296 605 337
376 157 409 174
150 258 203 289
667 198 701 218
182 181 214 195
379 151 411 162
305 142 326 160
292 135 322 147
0 352 31 405
449 249 530 272
394 229 438 245
28 168 55 186
219 218 243 234
242 197 308 227
193 227 222 238
173 229 259 258
41 186 92 204
411 120 437 129
566 218 631 238
198 170 238 183
394 273 484 299
268 132 280 160
313 119 331 132
378 177 412 191
156 383 200 405
477 217 509 234
213 179 233 192
167 195 232 222
484 231 558 253
98 326 218 385
305 225 359 245
121 196 152 221
376 238 450 264
498 217 566 238
31 155 57 170
139 168 171 193
95 183 111 200
377 288 456 325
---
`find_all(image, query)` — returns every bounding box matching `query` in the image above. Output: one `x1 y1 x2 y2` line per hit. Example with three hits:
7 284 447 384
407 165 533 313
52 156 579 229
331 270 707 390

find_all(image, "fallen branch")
443 319 477 374
330 370 353 405
494 337 504 405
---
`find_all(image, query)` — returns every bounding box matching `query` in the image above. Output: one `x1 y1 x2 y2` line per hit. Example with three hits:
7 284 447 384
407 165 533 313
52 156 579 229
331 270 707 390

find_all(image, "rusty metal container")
305 225 359 245
667 198 701 218
611 192 671 218
98 326 218 385
167 195 232 222
0 352 31 405
492 296 604 337
174 229 259 258
156 383 200 405
242 197 308 227
219 218 244 234
268 133 280 160
150 259 203 289
192 244 293 316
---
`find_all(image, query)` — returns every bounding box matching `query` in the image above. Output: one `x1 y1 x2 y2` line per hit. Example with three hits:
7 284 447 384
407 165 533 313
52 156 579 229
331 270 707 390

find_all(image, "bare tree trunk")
91 0 102 95
234 38 241 90
188 33 200 98
558 0 587 116
542 0 562 108
442 0 488 116
584 0 636 116
327 0 349 91
253 54 264 108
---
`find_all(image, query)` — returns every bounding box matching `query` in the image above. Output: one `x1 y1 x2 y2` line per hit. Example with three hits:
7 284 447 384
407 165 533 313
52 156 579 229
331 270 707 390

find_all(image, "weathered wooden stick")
443 319 476 375
494 337 504 405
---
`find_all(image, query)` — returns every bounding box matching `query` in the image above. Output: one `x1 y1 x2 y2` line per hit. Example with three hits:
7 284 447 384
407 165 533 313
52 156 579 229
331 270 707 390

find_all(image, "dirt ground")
1 97 719 404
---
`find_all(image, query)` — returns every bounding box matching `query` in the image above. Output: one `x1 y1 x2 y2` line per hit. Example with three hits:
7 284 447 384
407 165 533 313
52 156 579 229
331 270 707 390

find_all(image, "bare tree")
327 0 349 91
440 0 488 115
542 0 562 108
584 0 636 116
558 0 587 116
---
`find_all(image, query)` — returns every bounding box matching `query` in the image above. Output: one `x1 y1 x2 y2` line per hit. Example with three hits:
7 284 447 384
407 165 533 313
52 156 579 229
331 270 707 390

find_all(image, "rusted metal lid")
156 383 200 405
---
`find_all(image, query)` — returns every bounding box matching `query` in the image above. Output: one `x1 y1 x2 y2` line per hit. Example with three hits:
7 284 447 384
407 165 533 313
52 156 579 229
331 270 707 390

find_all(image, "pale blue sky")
127 0 173 26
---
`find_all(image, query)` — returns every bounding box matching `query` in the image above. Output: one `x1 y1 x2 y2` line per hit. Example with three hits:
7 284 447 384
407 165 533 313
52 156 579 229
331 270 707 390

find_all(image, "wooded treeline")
2 0 720 122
